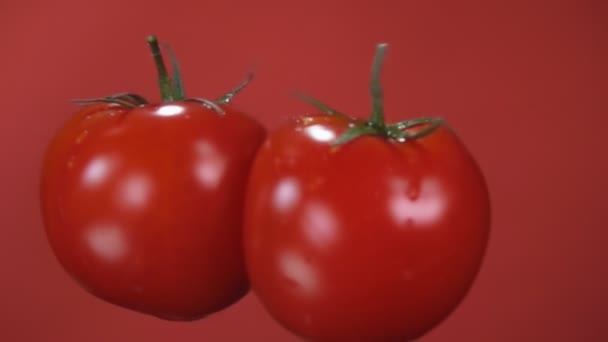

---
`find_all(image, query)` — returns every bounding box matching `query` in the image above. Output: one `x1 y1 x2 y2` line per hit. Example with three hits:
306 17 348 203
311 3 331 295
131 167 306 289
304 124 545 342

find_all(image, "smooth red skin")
244 115 490 341
41 102 265 320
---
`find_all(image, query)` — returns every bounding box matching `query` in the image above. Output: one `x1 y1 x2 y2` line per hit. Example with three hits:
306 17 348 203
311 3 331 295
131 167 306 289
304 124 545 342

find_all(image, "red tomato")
40 37 265 320
243 45 490 340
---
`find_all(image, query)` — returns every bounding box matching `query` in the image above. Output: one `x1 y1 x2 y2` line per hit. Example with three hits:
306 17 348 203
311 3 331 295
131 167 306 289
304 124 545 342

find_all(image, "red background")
1 0 606 341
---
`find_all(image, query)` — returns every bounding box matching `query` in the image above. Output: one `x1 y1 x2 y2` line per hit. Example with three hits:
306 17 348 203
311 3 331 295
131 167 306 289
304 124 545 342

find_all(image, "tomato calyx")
180 72 255 115
72 35 253 113
298 43 444 145
72 93 150 108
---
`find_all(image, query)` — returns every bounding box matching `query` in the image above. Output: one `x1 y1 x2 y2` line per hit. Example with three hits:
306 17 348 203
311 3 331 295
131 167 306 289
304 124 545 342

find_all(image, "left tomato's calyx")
298 43 444 145
72 35 254 114
146 35 254 113
72 93 149 108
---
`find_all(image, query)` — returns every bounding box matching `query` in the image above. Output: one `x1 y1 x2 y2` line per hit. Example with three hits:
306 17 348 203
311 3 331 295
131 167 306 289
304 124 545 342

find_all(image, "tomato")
243 44 490 340
40 36 265 320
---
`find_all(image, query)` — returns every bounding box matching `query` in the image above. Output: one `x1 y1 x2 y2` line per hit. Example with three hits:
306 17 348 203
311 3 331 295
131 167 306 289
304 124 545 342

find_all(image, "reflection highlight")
304 125 336 142
273 177 300 212
301 201 338 249
279 251 319 295
85 223 127 262
82 156 114 188
194 140 226 190
155 105 185 117
118 173 152 210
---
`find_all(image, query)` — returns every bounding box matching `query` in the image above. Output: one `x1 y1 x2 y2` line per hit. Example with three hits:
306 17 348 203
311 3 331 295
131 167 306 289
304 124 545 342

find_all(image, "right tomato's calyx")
298 43 444 145
72 36 253 113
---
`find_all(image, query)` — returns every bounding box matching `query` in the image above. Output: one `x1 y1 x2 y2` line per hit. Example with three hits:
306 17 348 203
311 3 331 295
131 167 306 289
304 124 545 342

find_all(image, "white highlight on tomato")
278 251 319 295
155 104 185 117
118 173 152 210
194 140 226 190
82 156 114 187
86 223 127 262
388 177 445 227
273 177 300 212
304 124 336 142
301 201 339 249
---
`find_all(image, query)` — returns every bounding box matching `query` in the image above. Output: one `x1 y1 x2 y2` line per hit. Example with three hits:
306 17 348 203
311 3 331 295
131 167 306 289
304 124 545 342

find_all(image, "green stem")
369 43 388 129
147 35 174 101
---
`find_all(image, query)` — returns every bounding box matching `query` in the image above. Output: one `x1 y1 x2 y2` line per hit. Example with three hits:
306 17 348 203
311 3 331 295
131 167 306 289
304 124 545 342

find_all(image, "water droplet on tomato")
75 130 88 144
299 117 315 125
387 177 445 227
408 186 420 200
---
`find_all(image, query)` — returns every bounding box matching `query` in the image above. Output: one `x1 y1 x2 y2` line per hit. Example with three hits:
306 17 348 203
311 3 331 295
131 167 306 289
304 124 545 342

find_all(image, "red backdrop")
1 0 606 341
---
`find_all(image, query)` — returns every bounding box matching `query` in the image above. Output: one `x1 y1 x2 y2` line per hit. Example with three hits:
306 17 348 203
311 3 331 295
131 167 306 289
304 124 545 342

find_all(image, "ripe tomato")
40 36 265 320
244 44 490 340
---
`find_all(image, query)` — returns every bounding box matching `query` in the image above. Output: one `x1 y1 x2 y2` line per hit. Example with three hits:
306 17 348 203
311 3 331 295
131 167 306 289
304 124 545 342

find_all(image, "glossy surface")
244 115 490 341
41 102 266 320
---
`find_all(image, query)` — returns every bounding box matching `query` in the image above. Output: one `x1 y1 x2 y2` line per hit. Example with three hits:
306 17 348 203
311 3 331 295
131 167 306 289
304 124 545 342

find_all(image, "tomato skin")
244 115 490 341
41 102 265 320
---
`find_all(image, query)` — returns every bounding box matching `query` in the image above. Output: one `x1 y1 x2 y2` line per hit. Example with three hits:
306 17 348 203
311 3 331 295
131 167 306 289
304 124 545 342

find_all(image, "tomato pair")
41 37 490 341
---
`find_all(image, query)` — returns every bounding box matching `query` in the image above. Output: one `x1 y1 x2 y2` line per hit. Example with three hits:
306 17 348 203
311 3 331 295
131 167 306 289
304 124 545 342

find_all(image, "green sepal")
163 44 185 101
333 125 382 145
72 93 149 108
294 93 348 118
389 117 444 140
216 73 254 104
